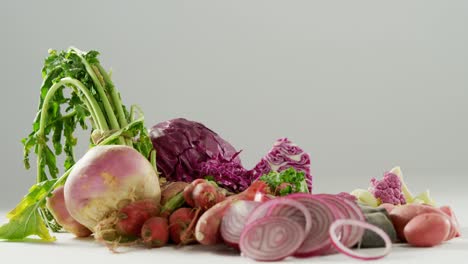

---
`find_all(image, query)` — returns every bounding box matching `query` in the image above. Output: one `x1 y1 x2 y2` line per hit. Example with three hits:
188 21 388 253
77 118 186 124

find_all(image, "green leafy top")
0 47 155 242
259 168 309 196
0 180 59 242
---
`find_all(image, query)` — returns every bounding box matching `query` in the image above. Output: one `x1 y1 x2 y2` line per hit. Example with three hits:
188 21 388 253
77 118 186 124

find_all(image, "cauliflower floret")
369 172 406 205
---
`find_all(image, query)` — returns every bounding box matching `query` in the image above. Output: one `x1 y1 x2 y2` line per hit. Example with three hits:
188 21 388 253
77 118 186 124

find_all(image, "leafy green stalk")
95 64 128 128
0 47 156 241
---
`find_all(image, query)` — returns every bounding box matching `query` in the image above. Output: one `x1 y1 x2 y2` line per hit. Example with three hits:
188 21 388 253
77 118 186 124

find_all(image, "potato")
389 204 446 241
379 203 396 214
439 206 461 240
404 213 451 247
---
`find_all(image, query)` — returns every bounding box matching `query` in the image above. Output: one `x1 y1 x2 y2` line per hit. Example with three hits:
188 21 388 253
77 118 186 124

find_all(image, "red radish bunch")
169 208 201 245
114 199 160 238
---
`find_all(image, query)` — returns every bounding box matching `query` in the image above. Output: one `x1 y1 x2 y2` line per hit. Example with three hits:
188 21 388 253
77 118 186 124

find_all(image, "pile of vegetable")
350 166 461 248
0 47 462 262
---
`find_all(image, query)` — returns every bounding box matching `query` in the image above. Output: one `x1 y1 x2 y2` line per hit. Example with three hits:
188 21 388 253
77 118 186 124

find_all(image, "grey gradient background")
1 0 467 209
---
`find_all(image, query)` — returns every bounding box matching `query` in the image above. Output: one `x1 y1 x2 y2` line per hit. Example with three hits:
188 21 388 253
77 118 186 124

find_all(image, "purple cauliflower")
369 172 406 205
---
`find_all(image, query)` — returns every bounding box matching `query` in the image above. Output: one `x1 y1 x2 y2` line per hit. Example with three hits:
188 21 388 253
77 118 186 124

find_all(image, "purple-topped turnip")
64 145 161 239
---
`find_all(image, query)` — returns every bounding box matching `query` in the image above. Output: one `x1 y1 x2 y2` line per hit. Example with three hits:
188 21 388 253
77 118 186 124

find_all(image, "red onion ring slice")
329 219 392 261
239 216 306 261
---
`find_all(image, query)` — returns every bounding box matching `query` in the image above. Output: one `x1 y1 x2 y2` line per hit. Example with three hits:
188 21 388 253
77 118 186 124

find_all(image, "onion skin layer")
64 145 161 231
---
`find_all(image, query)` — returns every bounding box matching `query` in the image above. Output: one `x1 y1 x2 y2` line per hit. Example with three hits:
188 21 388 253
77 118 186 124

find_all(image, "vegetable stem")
70 47 124 145
64 77 109 131
36 77 108 182
161 192 185 214
95 64 128 127
94 64 133 146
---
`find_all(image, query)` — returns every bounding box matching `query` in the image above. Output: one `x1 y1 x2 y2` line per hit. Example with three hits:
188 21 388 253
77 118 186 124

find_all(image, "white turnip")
64 145 161 236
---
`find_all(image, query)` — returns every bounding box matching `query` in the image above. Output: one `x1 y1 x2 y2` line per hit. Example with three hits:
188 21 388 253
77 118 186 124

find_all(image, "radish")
141 217 169 248
192 182 225 210
64 145 161 237
183 184 196 208
115 199 160 238
169 207 200 245
183 179 208 207
46 186 92 237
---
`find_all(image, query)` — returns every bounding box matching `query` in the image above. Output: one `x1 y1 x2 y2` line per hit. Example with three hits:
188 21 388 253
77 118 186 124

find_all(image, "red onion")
245 198 312 235
314 194 365 251
329 219 392 260
286 194 338 257
239 216 305 261
220 201 260 247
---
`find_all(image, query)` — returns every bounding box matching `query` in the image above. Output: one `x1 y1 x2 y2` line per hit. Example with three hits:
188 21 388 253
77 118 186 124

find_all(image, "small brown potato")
389 204 446 241
404 213 451 247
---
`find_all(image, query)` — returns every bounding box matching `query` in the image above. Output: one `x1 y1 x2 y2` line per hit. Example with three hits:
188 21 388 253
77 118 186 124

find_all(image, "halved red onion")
329 219 392 260
239 216 305 261
220 200 260 247
245 197 312 235
286 193 338 257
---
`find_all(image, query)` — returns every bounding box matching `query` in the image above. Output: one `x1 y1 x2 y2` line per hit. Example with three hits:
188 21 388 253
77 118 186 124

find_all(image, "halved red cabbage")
252 138 312 192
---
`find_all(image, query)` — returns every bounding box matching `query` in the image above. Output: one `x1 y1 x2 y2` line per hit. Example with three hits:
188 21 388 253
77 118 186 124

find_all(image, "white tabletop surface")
1 194 467 264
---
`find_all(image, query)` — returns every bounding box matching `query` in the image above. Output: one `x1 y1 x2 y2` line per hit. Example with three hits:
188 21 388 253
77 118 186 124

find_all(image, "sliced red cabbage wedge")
329 219 392 260
239 216 305 261
314 194 365 252
251 138 313 192
245 198 312 236
286 193 338 257
220 201 260 248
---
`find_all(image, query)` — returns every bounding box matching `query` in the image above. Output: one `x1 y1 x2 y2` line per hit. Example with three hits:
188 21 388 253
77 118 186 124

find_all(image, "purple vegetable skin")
199 154 252 193
150 118 240 182
252 138 312 192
